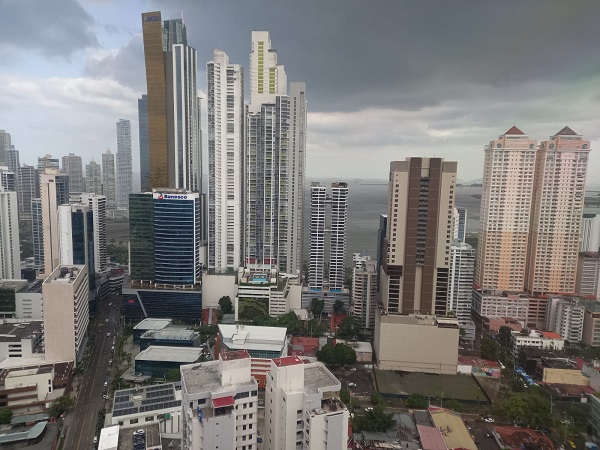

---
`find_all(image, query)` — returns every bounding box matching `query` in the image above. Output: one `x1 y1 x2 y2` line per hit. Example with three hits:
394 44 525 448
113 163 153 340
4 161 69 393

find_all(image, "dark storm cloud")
151 0 600 112
0 0 98 58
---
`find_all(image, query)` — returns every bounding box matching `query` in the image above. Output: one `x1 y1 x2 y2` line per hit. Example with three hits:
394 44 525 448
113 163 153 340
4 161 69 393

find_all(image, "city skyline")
2 1 600 185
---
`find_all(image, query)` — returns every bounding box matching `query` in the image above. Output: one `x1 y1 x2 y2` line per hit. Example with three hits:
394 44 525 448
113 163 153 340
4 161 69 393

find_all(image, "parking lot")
330 365 375 399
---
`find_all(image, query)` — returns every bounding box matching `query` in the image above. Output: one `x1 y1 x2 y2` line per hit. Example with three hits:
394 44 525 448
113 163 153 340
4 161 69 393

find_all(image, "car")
109 359 112 364
109 303 112 306
348 382 356 388
93 436 98 444
106 332 111 337
485 433 492 438
105 319 109 323
484 417 494 423
365 407 373 412
103 395 110 400
104 381 108 387
568 442 577 449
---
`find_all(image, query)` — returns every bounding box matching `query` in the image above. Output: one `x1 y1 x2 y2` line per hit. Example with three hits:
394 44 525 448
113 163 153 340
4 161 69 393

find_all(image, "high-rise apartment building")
102 148 116 209
581 213 600 252
0 187 20 279
308 182 348 290
449 241 476 335
0 166 15 192
141 11 201 191
351 256 378 329
85 159 102 195
380 158 456 316
377 214 387 291
42 265 89 365
0 130 10 166
37 170 70 275
37 154 59 171
180 350 258 450
248 31 287 113
138 94 150 193
58 204 94 280
32 199 43 270
265 356 349 450
17 165 39 222
576 252 599 299
80 193 107 273
545 297 585 343
453 207 467 242
4 147 19 178
526 127 590 296
207 49 244 273
116 119 133 209
62 153 84 193
474 127 537 293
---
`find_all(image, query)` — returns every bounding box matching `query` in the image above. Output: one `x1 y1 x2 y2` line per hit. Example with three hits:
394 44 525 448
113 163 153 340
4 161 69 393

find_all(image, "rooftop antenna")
181 10 184 25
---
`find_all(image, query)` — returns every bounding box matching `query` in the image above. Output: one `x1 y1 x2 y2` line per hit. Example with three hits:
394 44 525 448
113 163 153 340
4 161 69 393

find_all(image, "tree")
444 399 463 412
337 316 363 339
371 392 384 406
317 343 357 366
352 406 395 432
340 389 351 404
498 326 513 348
405 394 428 409
310 298 325 318
165 368 181 382
219 296 233 315
480 338 499 361
0 408 12 424
48 395 75 418
333 299 346 315
494 391 552 428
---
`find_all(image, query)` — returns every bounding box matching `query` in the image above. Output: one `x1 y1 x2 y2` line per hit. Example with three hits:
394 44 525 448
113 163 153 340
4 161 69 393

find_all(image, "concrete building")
474 127 537 314
132 318 172 344
61 153 84 193
526 127 590 296
351 255 378 329
38 170 70 275
80 193 108 273
207 49 244 273
138 94 150 193
248 31 287 112
308 182 349 291
110 382 182 437
0 280 27 318
37 154 59 171
545 297 585 343
102 148 116 209
116 119 133 209
14 280 43 320
42 265 89 365
583 302 600 347
380 158 456 316
581 213 600 252
17 165 39 222
510 330 564 357
141 11 201 191
0 187 20 279
0 130 10 166
84 159 102 195
377 214 387 291
58 204 94 280
0 166 15 192
265 356 349 450
576 252 600 299
180 350 258 450
134 346 203 378
4 148 19 186
449 241 475 327
0 321 43 360
374 310 459 374
453 207 467 242
139 328 200 351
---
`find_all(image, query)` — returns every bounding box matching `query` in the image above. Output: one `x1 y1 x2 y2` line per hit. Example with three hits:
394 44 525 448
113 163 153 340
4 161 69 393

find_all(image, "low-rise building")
492 426 554 450
511 330 564 358
180 350 258 450
472 289 528 324
132 318 172 344
0 321 43 360
429 407 477 450
134 346 203 378
0 280 28 318
139 328 200 351
583 302 600 347
484 316 523 333
265 356 349 450
15 280 43 320
374 308 459 375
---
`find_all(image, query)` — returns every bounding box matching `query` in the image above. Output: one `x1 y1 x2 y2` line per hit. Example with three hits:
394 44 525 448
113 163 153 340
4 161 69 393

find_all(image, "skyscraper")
329 182 348 290
116 119 133 209
79 193 107 274
0 167 15 192
62 153 84 193
474 127 537 293
449 241 476 338
5 147 19 176
308 183 326 289
380 158 456 315
248 31 287 112
38 170 70 275
17 166 39 223
351 256 378 329
37 154 59 171
58 204 95 282
207 49 244 273
138 94 150 193
85 159 102 195
525 127 590 296
0 130 11 166
102 148 116 209
453 207 467 242
141 11 201 191
0 187 20 279
581 213 600 252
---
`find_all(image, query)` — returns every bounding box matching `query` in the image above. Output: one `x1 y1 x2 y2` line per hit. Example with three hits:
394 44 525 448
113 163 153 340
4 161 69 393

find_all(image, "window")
130 419 138 424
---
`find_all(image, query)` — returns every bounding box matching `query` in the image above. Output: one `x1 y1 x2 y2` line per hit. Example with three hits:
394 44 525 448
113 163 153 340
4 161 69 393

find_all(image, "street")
63 295 121 450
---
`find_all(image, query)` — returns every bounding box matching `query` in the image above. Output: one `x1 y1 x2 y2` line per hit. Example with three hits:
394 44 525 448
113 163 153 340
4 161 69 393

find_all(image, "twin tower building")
138 12 307 289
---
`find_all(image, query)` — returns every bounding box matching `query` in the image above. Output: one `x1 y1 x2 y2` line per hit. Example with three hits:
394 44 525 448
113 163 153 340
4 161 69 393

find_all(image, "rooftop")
135 346 203 363
140 328 198 341
303 362 341 396
273 355 304 367
133 318 172 331
0 421 47 445
98 425 119 450
18 280 43 294
219 324 287 352
117 423 161 450
221 350 251 361
417 424 448 450
504 125 525 135
493 426 554 450
0 280 28 292
585 302 600 313
429 408 477 450
180 360 256 396
554 126 578 136
44 265 85 284
0 321 43 342
112 382 181 418
580 251 599 258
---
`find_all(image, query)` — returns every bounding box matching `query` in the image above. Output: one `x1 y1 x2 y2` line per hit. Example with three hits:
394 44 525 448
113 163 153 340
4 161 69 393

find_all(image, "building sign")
153 193 189 200
144 15 160 22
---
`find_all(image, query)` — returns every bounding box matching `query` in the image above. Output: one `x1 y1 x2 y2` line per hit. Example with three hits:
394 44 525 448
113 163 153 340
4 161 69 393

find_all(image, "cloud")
0 0 98 59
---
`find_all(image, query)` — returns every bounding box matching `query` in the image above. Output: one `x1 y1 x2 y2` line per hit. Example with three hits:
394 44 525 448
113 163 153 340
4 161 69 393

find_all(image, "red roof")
212 396 234 408
541 331 562 339
417 425 447 450
221 350 250 361
290 337 319 346
493 426 554 450
272 356 303 367
504 126 525 135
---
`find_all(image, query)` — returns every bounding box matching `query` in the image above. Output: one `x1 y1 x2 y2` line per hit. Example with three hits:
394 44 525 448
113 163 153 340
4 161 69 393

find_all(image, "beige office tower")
42 265 89 365
525 127 590 296
380 157 456 316
39 170 70 276
474 127 537 292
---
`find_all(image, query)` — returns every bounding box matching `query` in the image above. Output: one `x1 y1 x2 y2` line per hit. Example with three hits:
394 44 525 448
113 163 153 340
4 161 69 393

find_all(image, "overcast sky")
1 0 600 185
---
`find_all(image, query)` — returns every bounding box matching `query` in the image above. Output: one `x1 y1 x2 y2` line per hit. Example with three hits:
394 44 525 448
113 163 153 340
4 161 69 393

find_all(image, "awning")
212 396 235 408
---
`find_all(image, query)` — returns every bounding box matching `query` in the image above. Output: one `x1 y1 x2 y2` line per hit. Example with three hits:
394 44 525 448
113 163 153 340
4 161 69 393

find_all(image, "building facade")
42 265 89 365
62 153 84 193
16 165 38 222
138 94 150 193
207 49 244 273
525 127 590 296
80 193 108 273
545 297 585 343
37 154 59 171
85 160 102 195
102 148 116 209
577 252 600 299
453 207 467 242
0 130 10 166
58 204 95 286
581 213 600 252
0 188 20 279
351 256 378 329
116 119 133 209
449 241 475 327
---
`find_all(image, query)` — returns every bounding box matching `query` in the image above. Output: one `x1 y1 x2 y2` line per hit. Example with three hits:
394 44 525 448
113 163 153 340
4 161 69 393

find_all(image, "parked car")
484 417 494 423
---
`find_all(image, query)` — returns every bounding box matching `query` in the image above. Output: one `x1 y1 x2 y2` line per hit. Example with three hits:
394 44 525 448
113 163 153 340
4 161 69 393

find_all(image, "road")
63 295 121 450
